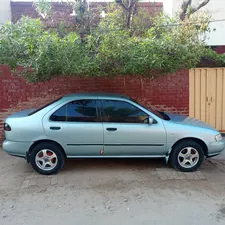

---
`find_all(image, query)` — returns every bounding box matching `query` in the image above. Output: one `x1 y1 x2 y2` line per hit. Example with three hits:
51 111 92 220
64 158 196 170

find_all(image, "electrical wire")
156 18 225 27
1 18 225 30
88 18 225 32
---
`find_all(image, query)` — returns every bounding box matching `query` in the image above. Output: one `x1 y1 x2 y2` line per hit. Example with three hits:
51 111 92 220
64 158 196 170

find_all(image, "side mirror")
149 117 154 124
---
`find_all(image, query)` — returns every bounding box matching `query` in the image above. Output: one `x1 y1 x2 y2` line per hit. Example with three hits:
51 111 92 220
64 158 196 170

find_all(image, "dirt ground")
0 148 225 225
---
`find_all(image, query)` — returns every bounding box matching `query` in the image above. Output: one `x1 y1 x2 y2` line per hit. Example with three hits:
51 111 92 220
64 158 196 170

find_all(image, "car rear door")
100 99 167 156
43 98 104 157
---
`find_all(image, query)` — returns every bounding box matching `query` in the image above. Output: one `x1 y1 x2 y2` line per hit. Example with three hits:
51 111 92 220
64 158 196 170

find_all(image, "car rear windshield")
28 97 62 116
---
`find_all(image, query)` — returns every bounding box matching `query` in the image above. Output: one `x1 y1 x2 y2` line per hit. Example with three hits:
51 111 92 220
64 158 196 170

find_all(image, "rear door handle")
50 126 61 130
106 128 117 131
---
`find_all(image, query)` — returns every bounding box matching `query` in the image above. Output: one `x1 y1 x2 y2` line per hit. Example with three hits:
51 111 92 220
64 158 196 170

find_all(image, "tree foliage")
33 0 52 19
0 1 224 82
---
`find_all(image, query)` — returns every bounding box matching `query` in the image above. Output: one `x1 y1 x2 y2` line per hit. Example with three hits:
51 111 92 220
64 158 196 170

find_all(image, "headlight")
215 134 223 142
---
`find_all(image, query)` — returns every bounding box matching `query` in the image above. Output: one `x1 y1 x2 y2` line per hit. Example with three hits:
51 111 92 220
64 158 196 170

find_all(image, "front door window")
101 100 149 123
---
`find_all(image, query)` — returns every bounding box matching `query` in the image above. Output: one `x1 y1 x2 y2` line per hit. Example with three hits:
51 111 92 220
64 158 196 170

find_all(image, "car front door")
100 99 166 156
43 99 104 157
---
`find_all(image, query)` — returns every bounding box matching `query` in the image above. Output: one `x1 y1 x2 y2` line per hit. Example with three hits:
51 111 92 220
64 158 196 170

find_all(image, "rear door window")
67 100 98 122
49 105 67 121
50 99 98 122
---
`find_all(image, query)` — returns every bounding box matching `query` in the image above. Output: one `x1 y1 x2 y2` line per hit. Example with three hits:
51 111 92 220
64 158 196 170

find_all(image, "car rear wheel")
170 140 205 172
30 142 65 175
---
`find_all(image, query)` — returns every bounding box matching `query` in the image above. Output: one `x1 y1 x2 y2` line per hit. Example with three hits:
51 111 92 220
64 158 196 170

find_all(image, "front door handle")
106 128 117 131
50 126 61 130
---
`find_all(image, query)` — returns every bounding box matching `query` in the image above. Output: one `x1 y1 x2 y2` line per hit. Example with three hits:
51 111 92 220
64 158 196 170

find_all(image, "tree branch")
115 0 129 11
179 0 192 20
191 0 210 14
179 0 210 20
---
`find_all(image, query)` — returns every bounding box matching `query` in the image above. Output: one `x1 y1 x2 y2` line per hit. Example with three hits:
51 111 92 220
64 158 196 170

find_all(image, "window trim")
49 99 100 123
100 99 150 124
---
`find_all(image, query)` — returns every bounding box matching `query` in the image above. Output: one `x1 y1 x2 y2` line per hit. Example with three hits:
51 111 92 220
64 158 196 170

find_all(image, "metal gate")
189 68 225 132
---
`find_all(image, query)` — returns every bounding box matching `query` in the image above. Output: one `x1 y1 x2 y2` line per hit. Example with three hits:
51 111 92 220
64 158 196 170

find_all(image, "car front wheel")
30 142 65 175
170 140 205 172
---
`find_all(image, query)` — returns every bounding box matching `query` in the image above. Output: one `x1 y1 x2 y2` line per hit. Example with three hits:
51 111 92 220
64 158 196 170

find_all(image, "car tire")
170 140 205 172
30 142 65 175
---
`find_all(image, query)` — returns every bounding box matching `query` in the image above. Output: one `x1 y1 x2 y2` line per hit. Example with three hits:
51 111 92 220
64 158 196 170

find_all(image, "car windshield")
130 98 170 120
28 97 62 116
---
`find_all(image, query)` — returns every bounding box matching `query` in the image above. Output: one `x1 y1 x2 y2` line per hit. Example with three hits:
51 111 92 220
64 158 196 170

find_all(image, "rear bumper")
207 140 225 157
2 140 31 158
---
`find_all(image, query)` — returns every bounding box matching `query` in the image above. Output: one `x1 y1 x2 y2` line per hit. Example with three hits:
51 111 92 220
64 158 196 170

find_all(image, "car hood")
166 113 216 131
6 109 36 119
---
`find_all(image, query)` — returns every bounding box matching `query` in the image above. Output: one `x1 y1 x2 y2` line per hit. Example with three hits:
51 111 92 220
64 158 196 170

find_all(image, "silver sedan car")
3 92 225 175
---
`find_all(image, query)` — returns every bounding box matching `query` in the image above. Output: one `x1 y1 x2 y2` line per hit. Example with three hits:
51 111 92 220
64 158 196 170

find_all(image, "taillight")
4 123 11 131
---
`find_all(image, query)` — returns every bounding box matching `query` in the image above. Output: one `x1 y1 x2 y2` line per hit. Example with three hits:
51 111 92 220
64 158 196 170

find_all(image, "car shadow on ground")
61 158 168 172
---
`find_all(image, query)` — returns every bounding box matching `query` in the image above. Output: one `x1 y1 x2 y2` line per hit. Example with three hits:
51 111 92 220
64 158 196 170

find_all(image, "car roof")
62 92 130 100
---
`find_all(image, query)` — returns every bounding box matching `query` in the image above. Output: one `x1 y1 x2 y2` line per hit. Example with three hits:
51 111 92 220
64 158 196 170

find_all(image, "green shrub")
0 15 224 82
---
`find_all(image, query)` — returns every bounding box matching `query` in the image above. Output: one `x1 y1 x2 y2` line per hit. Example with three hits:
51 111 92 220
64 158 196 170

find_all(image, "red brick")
0 66 189 142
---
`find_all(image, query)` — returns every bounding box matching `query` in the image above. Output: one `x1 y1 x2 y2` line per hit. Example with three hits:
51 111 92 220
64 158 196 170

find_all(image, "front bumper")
2 140 31 158
207 140 225 157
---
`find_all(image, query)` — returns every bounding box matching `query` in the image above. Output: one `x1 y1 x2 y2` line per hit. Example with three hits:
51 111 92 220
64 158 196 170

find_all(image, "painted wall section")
163 0 225 46
0 0 11 27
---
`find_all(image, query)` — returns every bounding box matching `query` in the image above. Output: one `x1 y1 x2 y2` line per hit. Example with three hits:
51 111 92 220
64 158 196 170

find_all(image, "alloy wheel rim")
177 147 199 169
35 149 58 171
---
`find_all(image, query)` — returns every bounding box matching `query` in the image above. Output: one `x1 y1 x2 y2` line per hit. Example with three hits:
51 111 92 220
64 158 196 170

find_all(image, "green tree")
33 0 52 19
0 0 224 82
115 0 137 28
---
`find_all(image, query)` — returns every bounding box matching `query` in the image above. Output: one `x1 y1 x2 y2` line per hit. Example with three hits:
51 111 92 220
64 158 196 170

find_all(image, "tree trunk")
116 0 136 28
127 9 132 28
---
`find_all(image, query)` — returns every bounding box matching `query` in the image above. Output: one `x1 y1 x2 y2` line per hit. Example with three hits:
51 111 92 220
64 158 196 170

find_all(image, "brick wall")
0 66 189 143
214 46 225 54
11 1 163 28
11 2 76 29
